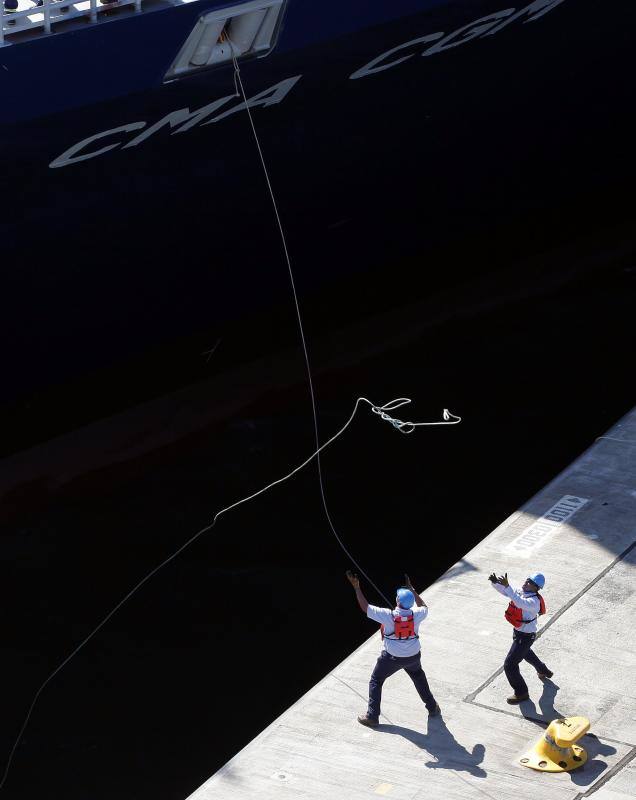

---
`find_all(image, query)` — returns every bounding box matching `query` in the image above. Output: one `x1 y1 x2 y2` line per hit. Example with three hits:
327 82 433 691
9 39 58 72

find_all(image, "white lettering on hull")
49 122 147 168
350 0 567 79
348 32 445 79
49 76 302 168
123 95 236 147
49 0 569 168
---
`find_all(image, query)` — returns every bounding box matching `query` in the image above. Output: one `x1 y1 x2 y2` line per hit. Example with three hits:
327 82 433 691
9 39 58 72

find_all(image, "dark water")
1 243 635 799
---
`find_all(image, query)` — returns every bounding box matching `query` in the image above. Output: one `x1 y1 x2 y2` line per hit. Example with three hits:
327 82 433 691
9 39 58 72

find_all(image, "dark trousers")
368 650 436 721
504 630 550 696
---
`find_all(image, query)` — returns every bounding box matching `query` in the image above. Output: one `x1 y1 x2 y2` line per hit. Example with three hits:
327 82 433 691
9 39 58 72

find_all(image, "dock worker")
346 570 440 726
489 571 553 704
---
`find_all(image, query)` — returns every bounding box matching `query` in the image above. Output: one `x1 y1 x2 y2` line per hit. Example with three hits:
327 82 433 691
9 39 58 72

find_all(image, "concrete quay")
187 408 636 800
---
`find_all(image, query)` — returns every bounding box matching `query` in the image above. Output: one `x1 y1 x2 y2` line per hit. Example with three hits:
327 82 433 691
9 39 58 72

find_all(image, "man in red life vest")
489 571 553 704
346 570 440 727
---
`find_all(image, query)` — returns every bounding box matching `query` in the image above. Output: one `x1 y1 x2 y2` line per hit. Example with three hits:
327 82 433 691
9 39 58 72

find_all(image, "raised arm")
404 574 427 607
489 572 538 611
491 581 509 597
489 571 511 597
346 570 369 613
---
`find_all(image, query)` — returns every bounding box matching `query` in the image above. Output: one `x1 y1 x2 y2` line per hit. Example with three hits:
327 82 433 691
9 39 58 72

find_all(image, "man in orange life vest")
489 571 553 704
346 570 440 726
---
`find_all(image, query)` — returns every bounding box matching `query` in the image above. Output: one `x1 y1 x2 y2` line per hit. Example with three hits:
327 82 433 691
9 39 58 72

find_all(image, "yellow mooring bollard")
520 716 590 772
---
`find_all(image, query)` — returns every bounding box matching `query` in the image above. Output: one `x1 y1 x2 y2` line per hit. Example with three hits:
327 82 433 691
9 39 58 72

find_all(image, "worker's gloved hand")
346 570 360 589
497 573 509 587
488 572 497 583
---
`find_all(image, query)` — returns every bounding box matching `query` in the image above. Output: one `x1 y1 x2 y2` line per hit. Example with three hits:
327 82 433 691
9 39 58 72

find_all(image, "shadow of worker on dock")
378 718 486 777
519 678 566 724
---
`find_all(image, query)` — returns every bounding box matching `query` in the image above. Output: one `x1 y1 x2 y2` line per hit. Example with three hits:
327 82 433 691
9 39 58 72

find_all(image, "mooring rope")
0 50 461 792
0 395 458 791
228 47 460 598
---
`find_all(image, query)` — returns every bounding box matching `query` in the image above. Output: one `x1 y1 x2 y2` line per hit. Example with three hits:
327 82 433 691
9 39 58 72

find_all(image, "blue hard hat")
396 588 415 608
527 572 545 589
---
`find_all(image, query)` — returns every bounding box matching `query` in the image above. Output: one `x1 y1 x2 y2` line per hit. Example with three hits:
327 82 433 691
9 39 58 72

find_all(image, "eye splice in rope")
371 398 461 434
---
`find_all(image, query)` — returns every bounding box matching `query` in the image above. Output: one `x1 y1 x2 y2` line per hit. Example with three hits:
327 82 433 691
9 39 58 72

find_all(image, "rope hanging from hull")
0 51 461 792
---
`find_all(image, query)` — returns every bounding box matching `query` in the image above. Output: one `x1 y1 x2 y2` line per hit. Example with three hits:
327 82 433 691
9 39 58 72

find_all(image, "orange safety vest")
380 611 418 641
504 593 546 628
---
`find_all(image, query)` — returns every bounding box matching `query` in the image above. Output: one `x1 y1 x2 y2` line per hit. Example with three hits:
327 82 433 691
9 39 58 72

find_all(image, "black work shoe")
506 693 529 704
428 703 441 717
537 669 553 680
357 715 378 728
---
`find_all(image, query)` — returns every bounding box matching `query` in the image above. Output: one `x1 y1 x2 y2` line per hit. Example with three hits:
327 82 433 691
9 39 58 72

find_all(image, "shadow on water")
378 719 487 777
519 682 618 788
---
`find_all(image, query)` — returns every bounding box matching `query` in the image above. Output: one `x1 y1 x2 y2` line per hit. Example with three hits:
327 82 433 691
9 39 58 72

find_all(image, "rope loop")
0 46 464 792
371 399 461 434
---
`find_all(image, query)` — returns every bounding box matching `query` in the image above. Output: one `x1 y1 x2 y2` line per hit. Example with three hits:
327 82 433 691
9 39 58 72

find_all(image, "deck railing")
1 0 142 44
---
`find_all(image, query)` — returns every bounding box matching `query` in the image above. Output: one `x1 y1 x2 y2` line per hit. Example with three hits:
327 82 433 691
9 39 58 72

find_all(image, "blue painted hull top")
1 0 455 124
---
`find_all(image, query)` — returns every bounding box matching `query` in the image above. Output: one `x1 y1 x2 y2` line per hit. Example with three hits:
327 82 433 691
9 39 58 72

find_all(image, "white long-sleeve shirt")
492 582 541 633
